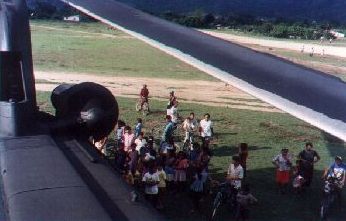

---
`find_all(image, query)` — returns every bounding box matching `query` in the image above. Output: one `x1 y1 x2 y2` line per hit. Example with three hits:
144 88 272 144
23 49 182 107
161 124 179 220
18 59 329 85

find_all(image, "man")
182 112 198 150
199 113 213 147
322 156 345 209
139 84 149 110
168 101 178 125
161 115 174 144
168 91 177 108
323 156 345 189
272 148 292 194
298 142 320 187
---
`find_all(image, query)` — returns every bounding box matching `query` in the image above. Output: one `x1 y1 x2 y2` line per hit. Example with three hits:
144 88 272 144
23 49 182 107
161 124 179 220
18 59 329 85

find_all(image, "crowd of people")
92 84 345 220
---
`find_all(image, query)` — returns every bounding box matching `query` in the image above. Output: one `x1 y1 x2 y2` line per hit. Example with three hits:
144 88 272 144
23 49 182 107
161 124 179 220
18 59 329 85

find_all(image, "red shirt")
140 88 149 97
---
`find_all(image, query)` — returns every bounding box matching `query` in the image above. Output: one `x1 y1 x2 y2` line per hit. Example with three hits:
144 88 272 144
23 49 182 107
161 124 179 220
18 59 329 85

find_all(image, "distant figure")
309 47 314 57
300 45 305 53
134 118 143 138
329 38 333 44
321 48 325 57
320 36 325 44
167 91 177 109
139 84 149 111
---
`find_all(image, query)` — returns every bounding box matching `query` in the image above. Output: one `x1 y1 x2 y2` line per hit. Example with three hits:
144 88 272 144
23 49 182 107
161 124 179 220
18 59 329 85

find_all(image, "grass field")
37 91 346 221
33 19 346 221
30 20 216 81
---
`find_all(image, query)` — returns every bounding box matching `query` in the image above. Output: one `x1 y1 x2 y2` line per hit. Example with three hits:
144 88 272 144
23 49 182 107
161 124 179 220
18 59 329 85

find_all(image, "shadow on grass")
248 145 272 151
160 166 346 221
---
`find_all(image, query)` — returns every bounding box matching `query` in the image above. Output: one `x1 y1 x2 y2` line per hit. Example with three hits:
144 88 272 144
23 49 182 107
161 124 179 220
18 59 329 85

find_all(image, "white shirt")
200 119 213 137
227 163 244 189
183 119 196 132
142 172 160 194
273 154 292 171
169 106 178 123
134 138 146 151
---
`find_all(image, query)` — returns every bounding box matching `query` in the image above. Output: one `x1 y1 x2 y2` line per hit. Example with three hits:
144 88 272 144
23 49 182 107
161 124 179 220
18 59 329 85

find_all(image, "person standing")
272 148 292 194
239 143 249 177
123 126 135 152
139 84 149 110
227 155 244 191
134 118 143 138
161 115 174 144
298 142 320 187
199 113 213 147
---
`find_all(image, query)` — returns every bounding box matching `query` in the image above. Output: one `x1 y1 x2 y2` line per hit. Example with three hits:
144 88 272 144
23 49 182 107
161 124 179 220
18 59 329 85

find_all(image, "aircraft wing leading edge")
61 0 346 141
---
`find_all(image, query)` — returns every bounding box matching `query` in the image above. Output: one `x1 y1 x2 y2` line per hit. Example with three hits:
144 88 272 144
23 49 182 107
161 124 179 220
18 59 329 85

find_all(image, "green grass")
37 91 346 221
30 20 216 81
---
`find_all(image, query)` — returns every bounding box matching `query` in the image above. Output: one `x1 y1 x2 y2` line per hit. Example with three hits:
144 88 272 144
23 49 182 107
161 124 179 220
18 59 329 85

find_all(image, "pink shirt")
123 133 135 152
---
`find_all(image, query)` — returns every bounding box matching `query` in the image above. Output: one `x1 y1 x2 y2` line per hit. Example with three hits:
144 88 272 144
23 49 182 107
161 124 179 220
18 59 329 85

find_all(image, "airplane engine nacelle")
51 82 118 141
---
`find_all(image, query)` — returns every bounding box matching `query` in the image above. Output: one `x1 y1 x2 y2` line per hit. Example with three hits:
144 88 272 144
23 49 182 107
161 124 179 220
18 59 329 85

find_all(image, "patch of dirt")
35 71 281 113
201 30 346 58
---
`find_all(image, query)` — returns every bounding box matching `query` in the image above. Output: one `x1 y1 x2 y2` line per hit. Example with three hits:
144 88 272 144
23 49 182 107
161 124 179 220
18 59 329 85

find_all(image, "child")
189 168 205 213
236 184 258 221
115 120 125 148
174 151 189 192
142 166 160 208
156 166 167 209
135 132 146 152
239 143 248 177
128 143 139 176
292 159 305 194
134 118 143 138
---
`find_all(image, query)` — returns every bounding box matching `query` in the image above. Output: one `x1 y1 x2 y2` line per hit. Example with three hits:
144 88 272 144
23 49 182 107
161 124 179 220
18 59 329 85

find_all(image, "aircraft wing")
62 0 346 141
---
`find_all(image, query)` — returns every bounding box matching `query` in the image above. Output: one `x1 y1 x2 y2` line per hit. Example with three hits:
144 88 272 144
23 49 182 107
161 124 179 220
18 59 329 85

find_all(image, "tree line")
160 11 345 40
29 1 344 40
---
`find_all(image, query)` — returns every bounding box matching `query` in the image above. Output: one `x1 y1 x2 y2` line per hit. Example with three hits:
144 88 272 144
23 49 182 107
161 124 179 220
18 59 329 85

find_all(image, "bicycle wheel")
135 102 141 112
209 192 222 221
142 102 149 115
320 200 329 220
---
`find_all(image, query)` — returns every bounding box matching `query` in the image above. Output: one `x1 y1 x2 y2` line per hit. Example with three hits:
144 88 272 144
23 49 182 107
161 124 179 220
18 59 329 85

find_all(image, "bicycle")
135 97 150 116
320 176 340 220
209 182 237 221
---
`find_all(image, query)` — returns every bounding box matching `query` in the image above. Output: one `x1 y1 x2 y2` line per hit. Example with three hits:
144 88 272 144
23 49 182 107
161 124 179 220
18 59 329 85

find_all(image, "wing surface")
62 0 346 141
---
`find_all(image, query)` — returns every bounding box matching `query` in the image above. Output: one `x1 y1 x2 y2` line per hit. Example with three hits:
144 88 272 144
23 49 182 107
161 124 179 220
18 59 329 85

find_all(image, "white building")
330 30 345 39
63 15 80 22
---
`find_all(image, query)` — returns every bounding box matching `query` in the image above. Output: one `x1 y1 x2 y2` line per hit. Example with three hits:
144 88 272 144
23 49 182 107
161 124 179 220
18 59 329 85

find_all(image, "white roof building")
63 15 80 22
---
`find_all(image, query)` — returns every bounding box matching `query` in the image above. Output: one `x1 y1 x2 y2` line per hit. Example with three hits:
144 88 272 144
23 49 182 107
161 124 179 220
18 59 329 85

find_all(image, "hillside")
26 0 346 24
119 0 346 24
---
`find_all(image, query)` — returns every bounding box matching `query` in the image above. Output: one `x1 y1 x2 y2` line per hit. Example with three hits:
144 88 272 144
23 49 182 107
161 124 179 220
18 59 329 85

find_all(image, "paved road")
63 0 346 138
